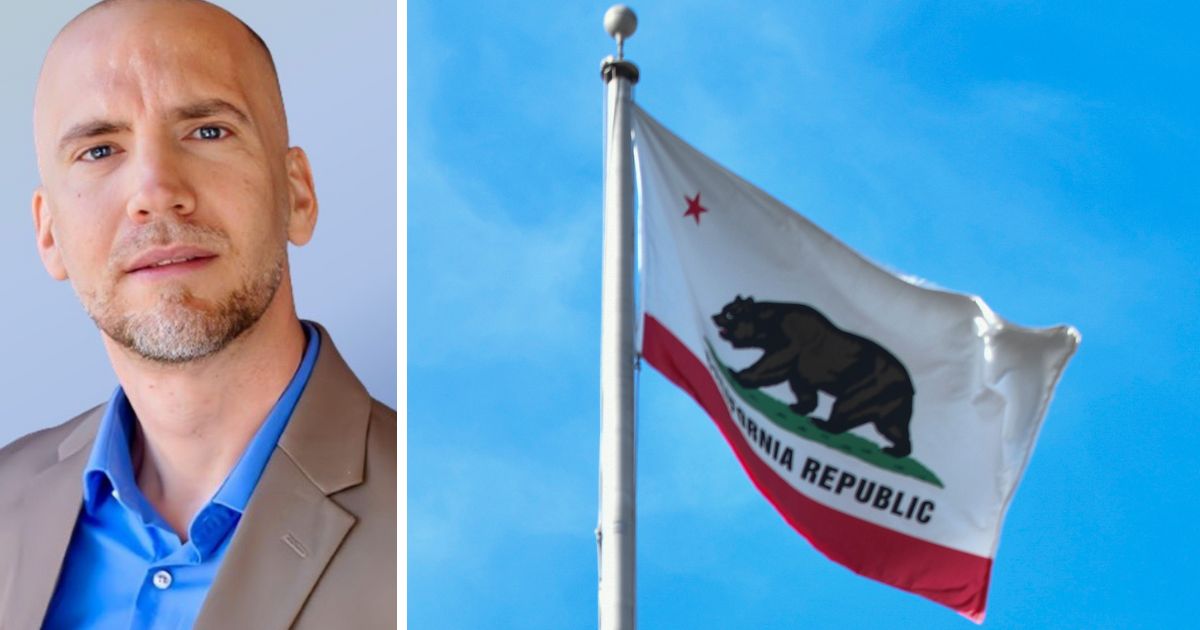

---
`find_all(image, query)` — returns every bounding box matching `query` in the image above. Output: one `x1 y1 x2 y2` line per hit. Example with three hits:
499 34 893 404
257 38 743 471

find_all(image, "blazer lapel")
4 409 101 630
194 324 372 630
191 452 356 630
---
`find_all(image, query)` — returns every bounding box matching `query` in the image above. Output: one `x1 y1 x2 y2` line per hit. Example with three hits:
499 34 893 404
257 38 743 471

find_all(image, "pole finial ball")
603 5 637 41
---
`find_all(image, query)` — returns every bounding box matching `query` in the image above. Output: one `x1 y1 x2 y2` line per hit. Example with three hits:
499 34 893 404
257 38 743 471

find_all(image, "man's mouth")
125 246 218 274
147 256 201 268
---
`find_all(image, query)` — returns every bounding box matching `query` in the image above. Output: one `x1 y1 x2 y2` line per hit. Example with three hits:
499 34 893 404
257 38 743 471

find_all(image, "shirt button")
152 570 173 590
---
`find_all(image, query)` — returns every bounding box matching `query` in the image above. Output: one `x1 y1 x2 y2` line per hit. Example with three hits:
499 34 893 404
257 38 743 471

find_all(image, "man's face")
32 0 316 363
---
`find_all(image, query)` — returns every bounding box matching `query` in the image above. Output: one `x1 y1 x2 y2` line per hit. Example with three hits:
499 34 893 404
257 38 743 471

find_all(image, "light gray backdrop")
0 0 397 447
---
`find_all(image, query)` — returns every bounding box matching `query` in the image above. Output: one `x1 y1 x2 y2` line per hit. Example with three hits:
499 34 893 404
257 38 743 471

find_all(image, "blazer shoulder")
369 398 396 432
365 398 396 481
0 404 103 497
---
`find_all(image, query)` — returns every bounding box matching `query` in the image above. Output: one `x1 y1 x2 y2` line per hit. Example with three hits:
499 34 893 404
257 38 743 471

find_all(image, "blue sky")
408 2 1198 627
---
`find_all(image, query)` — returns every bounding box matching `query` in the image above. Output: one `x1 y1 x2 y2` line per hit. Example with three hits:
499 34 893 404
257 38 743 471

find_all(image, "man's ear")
284 146 318 246
32 187 68 281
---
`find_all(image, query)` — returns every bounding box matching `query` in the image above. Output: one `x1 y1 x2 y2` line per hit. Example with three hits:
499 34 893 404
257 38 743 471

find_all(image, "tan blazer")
0 324 396 629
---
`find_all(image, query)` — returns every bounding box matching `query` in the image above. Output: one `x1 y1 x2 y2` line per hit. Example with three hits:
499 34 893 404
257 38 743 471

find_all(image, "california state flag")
634 105 1079 622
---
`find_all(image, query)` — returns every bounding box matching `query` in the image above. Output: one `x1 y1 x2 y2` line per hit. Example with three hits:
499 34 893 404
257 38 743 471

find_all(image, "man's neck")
103 297 308 540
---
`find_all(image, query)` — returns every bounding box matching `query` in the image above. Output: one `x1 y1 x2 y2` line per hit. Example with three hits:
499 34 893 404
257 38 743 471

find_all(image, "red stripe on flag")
642 314 991 622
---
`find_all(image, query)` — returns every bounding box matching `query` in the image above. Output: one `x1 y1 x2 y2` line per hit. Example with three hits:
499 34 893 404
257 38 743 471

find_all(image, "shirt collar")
80 321 323 539
207 321 321 515
81 387 144 517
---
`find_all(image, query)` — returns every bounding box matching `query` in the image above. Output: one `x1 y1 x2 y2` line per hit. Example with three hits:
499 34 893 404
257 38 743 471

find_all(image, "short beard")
93 256 283 362
100 258 283 363
86 237 286 364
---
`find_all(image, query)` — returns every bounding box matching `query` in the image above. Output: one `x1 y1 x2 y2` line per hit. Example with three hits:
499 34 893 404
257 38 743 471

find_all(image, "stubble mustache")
109 220 232 274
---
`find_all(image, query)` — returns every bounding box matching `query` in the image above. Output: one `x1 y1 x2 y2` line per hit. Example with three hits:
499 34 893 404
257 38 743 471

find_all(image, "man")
0 1 396 628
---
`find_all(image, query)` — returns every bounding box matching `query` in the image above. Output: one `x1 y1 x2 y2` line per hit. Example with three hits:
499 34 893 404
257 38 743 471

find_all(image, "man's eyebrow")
57 120 130 154
55 100 252 155
175 99 251 125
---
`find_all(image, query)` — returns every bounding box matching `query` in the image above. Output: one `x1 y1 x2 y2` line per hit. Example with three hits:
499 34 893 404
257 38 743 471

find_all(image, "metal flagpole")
598 5 639 630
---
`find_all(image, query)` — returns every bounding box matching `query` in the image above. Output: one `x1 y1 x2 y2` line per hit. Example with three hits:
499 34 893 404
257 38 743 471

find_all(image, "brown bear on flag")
712 296 917 457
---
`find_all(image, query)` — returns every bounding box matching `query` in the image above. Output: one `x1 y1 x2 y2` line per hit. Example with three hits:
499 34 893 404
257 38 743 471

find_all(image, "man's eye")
81 145 114 161
194 126 228 140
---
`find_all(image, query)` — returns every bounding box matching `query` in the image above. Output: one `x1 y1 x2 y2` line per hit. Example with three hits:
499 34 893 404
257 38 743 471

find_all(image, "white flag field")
633 105 1079 621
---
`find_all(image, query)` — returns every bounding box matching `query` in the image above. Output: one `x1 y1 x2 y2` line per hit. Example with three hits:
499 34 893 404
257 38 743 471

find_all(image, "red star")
683 192 707 225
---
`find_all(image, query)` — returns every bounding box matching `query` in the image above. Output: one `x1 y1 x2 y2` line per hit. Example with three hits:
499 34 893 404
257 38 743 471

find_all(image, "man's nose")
125 138 196 222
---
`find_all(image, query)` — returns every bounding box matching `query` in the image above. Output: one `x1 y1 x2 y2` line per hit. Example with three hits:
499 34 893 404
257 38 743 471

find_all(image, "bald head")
27 0 320 366
34 0 289 175
74 0 279 74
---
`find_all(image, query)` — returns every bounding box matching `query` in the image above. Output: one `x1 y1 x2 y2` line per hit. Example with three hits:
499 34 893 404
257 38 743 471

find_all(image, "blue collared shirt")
43 322 321 630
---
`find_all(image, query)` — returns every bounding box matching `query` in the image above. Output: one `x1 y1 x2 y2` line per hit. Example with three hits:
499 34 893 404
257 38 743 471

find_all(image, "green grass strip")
703 340 944 489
